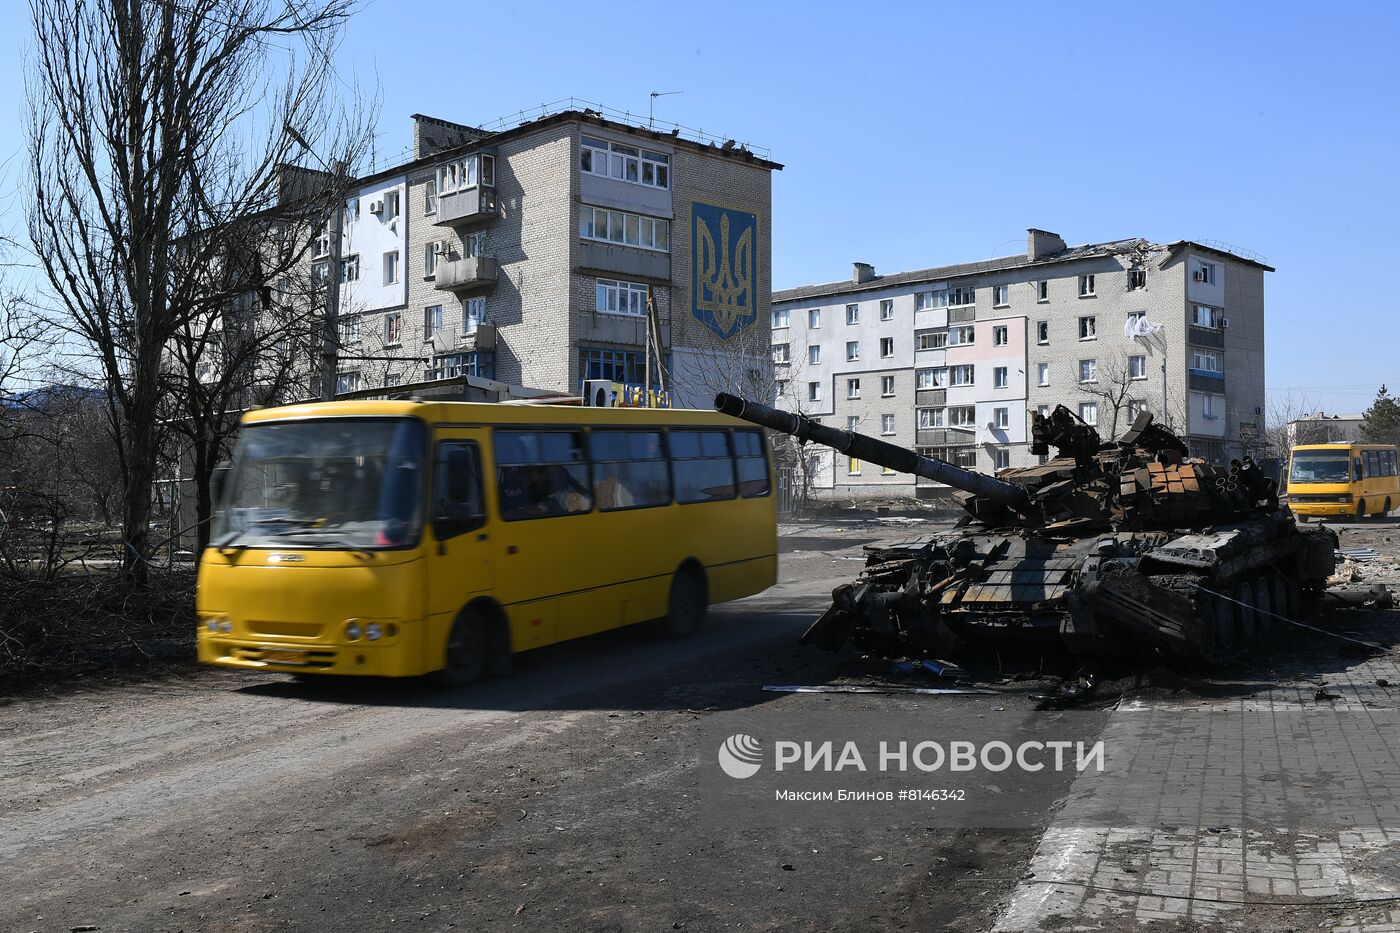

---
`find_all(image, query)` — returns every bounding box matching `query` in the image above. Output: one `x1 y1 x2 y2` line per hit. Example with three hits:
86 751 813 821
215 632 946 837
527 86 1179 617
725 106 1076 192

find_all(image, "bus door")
426 430 495 656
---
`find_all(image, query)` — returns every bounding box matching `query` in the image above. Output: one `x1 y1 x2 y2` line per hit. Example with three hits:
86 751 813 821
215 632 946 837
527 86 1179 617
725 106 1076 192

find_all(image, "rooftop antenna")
649 90 683 130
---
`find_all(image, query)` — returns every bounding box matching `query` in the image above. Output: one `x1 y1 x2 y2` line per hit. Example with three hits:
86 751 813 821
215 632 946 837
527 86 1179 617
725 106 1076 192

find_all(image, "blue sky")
1 0 1396 415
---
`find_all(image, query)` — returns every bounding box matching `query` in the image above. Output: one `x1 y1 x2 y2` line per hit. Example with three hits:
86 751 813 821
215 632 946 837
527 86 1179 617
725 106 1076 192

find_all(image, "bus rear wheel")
429 611 489 688
662 565 708 639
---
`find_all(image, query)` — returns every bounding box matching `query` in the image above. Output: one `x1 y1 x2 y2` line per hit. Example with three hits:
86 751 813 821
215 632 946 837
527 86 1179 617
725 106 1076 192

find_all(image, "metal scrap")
762 684 998 696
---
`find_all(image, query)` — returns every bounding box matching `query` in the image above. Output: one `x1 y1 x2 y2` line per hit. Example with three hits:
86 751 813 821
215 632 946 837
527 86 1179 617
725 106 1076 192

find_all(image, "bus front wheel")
430 610 489 688
662 565 708 639
1358 499 1367 519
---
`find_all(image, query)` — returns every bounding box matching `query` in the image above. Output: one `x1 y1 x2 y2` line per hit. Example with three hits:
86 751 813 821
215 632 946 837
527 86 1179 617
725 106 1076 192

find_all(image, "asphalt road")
0 522 1103 933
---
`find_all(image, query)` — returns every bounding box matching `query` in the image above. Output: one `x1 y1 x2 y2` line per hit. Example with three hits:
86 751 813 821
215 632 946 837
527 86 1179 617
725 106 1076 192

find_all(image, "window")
1036 281 1049 303
1078 274 1096 297
994 407 1009 429
882 464 896 476
1128 269 1146 290
881 414 896 435
847 378 861 399
1079 359 1097 383
383 312 402 347
1127 399 1145 420
880 375 895 396
949 325 975 346
846 303 860 324
1130 355 1147 379
846 341 860 361
464 296 486 333
993 366 1009 389
948 285 975 306
579 207 670 251
423 243 438 279
916 367 947 389
948 406 976 426
670 430 736 503
951 364 974 386
1193 304 1220 328
880 299 894 321
1079 402 1098 425
994 448 1010 470
1192 350 1222 373
313 224 330 259
496 430 593 519
808 308 821 328
339 254 359 284
916 330 948 350
335 371 360 395
1037 362 1050 386
433 440 485 538
438 154 496 195
772 308 790 329
808 345 820 365
1079 316 1096 340
808 381 821 402
581 136 670 189
596 278 649 316
384 191 400 220
1037 404 1050 418
880 337 894 358
917 407 944 428
848 456 861 475
385 372 402 387
1202 394 1218 418
733 430 770 498
846 416 861 432
591 430 671 511
426 351 495 381
424 178 438 215
464 231 487 257
914 290 935 311
993 284 1009 307
773 343 791 364
337 314 361 345
383 250 400 286
343 197 358 228
424 304 444 340
579 346 666 385
1036 321 1049 344
1125 310 1145 334
1195 261 1216 285
993 325 1008 346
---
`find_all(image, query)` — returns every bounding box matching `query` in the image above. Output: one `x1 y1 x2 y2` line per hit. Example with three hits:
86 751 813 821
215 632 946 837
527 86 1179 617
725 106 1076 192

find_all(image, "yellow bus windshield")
212 417 426 549
1289 451 1350 484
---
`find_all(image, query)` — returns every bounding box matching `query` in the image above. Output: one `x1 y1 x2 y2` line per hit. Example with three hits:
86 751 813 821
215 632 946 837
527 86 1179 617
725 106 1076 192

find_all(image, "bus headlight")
365 623 382 641
200 613 229 633
345 622 362 641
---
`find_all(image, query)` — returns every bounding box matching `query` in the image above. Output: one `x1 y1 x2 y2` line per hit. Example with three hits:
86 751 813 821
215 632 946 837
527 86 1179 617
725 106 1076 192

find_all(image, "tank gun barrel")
715 393 1031 510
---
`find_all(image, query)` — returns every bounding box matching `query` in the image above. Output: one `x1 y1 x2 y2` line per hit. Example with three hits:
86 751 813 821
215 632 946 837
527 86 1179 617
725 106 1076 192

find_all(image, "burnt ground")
4 515 1399 932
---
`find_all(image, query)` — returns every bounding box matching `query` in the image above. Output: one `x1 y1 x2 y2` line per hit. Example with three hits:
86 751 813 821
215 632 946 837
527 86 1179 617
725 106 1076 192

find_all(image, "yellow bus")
1287 443 1400 521
197 400 777 685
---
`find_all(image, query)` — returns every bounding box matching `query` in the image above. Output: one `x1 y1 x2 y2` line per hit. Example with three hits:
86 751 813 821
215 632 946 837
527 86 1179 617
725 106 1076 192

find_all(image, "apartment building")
772 229 1271 499
294 105 780 406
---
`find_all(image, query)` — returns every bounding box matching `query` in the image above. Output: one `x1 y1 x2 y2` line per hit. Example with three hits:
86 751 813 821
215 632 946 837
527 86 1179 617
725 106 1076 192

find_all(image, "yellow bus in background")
197 400 777 685
1287 443 1400 521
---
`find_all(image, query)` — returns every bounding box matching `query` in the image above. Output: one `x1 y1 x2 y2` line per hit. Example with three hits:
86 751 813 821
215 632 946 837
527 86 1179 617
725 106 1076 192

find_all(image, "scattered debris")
888 658 965 678
1315 688 1342 702
1338 547 1379 562
1030 672 1099 709
762 684 998 696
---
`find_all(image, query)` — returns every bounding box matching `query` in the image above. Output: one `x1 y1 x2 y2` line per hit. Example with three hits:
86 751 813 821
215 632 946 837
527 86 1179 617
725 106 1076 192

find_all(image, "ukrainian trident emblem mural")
691 201 758 341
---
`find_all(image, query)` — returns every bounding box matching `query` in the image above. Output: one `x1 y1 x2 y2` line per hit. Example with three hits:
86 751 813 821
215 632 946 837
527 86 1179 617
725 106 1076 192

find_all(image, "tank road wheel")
1357 499 1367 520
429 610 489 688
1252 576 1274 634
661 564 708 639
1233 581 1258 644
1206 593 1235 656
1271 575 1294 626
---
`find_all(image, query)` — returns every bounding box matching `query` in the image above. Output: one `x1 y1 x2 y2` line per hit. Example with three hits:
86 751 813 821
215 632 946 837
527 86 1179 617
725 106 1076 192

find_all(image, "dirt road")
2 522 1099 933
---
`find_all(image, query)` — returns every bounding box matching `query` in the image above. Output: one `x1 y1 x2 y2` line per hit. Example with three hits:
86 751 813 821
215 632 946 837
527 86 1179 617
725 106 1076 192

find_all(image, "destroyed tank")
715 393 1339 662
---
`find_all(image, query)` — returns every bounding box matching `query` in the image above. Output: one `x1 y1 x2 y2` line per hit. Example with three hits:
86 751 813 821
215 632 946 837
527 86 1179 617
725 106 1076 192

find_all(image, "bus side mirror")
211 462 232 505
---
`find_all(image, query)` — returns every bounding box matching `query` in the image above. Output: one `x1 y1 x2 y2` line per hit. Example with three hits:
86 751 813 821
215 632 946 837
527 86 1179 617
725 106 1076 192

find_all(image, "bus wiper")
250 516 323 527
270 528 376 558
215 529 247 551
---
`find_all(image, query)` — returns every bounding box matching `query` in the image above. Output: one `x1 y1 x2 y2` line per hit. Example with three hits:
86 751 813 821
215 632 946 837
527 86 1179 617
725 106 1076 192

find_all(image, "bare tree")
1078 351 1146 440
1263 390 1323 457
27 0 375 583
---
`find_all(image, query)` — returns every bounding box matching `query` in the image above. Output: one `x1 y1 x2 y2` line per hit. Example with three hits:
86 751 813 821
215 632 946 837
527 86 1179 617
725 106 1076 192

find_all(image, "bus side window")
733 429 770 498
671 430 736 503
591 430 670 511
433 441 484 539
496 430 593 520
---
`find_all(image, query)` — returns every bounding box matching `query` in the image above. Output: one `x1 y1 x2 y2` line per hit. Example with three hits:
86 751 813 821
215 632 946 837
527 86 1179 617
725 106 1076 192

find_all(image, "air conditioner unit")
432 240 448 255
582 379 616 407
1221 317 1230 328
368 199 384 214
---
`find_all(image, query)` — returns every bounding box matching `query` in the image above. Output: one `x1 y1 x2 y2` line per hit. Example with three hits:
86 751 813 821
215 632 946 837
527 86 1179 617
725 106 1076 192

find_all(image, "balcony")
434 256 498 293
916 388 947 407
915 426 975 448
434 186 498 228
576 240 671 281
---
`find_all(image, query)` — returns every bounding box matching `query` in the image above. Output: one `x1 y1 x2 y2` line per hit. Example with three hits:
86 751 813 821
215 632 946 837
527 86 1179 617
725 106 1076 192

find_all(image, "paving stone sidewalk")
994 613 1400 932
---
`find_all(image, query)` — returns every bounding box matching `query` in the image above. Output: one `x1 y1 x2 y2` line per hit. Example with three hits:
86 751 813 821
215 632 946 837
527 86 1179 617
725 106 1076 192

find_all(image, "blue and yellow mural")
691 201 758 341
